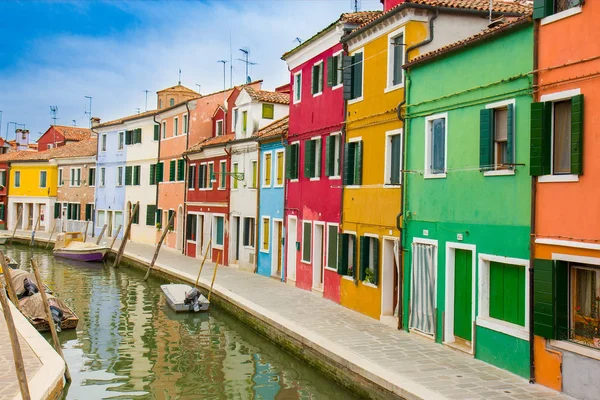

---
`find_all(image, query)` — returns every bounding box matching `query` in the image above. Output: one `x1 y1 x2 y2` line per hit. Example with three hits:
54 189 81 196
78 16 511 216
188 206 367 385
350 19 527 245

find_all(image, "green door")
454 249 472 341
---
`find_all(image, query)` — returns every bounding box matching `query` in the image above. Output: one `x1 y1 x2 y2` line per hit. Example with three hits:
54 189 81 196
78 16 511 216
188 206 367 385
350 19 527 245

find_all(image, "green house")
402 18 534 378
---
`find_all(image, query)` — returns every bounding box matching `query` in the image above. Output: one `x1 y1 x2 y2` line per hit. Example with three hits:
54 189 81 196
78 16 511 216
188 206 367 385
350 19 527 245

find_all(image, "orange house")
531 1 600 398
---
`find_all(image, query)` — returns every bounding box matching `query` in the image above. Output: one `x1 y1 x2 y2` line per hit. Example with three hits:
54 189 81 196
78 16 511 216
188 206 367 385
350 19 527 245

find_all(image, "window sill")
483 170 515 177
345 185 360 189
383 183 401 188
332 83 343 91
262 184 272 189
342 275 354 281
476 316 529 341
324 266 337 272
274 184 284 188
289 179 299 183
538 174 579 183
260 248 269 254
424 173 446 179
300 259 311 265
541 6 582 26
217 188 226 191
348 96 363 105
312 92 323 98
309 177 321 182
549 339 600 361
362 282 378 289
186 240 197 244
384 84 403 94
213 244 224 250
243 246 255 250
293 99 301 105
328 176 341 180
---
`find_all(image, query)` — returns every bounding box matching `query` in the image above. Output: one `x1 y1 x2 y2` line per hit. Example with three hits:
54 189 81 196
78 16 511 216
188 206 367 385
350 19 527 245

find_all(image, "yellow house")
8 151 58 231
338 0 515 324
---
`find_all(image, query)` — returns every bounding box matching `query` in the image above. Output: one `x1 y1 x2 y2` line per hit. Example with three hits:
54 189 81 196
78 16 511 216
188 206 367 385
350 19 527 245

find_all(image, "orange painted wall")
533 336 562 391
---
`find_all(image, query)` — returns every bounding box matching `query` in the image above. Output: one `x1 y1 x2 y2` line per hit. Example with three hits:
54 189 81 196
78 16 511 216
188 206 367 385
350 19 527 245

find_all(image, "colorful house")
37 125 91 152
228 87 289 272
281 11 379 302
403 17 533 377
0 154 10 229
255 116 288 279
531 1 600 397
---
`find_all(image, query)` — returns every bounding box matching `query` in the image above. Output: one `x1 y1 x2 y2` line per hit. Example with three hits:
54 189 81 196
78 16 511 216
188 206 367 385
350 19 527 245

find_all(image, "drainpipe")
182 101 191 255
280 134 287 282
254 139 261 274
397 10 439 331
528 18 540 385
153 113 161 243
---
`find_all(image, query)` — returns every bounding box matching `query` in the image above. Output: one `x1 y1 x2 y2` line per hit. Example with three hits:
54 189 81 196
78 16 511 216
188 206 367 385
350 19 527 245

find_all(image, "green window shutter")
571 94 584 175
156 208 162 226
85 204 92 221
125 166 133 186
325 136 334 177
354 141 363 185
169 160 176 182
530 102 552 176
137 128 142 143
154 124 159 141
533 0 553 19
132 206 139 224
372 237 379 286
146 205 156 226
285 145 293 179
177 159 185 181
262 104 274 119
359 236 368 281
54 202 61 218
342 55 353 100
149 164 156 185
326 56 334 87
343 142 355 185
390 134 401 184
0 204 4 221
125 130 132 145
216 217 224 245
555 260 569 340
480 108 494 171
168 210 174 229
352 53 363 99
304 140 315 178
134 166 141 185
302 223 311 262
292 144 299 179
351 238 357 280
533 259 555 338
337 234 348 275
327 225 338 271
67 203 72 219
489 262 526 326
311 65 318 94
506 104 515 165
157 162 164 183
392 36 403 86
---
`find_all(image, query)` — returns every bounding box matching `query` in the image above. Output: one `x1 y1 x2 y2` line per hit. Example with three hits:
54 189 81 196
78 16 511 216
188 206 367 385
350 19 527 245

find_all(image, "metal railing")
558 326 600 350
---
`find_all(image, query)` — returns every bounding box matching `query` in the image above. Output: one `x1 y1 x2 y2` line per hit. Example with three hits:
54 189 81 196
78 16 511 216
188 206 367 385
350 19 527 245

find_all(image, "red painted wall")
213 107 225 136
381 0 404 12
285 43 344 303
37 127 66 151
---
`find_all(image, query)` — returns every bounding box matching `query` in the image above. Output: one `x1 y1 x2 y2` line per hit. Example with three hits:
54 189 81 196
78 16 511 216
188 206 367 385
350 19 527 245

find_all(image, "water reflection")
5 246 354 400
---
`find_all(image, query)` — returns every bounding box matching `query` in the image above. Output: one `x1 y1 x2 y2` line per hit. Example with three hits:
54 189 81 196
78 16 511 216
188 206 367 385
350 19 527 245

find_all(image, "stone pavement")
17 231 576 400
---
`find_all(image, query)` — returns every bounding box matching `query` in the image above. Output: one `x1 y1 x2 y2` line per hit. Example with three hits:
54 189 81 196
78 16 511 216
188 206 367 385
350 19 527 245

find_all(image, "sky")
0 0 381 142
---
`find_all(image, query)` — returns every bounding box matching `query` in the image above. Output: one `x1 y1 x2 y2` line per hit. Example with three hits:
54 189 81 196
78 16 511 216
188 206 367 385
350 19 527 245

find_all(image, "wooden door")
454 249 472 341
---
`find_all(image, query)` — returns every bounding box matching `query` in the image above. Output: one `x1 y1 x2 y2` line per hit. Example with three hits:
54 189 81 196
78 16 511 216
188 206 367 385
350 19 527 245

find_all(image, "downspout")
398 10 439 331
254 139 261 273
529 18 540 385
182 101 191 255
255 142 261 269
90 124 100 238
153 113 161 243
280 134 287 282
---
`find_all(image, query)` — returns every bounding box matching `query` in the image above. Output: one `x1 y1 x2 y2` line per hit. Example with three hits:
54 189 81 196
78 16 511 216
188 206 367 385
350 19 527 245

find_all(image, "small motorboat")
5 269 53 298
19 293 79 332
53 232 108 262
161 284 209 312
0 256 18 273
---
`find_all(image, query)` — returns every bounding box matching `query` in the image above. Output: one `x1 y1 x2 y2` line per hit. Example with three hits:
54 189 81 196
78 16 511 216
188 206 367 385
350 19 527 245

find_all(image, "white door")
286 216 297 281
312 224 324 290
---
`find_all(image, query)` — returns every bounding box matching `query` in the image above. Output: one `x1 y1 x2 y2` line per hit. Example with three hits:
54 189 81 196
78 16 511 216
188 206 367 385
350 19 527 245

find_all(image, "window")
183 114 188 134
101 134 107 151
489 262 526 326
285 143 299 180
177 159 185 181
385 131 402 185
188 164 196 189
261 217 270 252
302 221 312 263
134 128 142 144
219 161 226 189
242 111 248 135
85 204 94 221
337 233 357 278
88 168 96 186
343 50 363 101
198 164 207 189
97 210 105 228
70 168 81 187
125 130 133 145
14 171 20 188
263 152 272 187
39 171 47 188
233 109 238 132
0 170 6 187
425 114 447 177
325 134 341 178
187 214 197 241
216 120 223 136
174 117 179 136
100 167 106 186
534 0 582 19
530 93 583 177
117 166 124 186
208 162 215 183
293 71 302 104
327 53 343 87
153 162 163 184
388 32 404 89
133 165 141 185
67 203 81 221
162 122 167 139
146 205 156 226
304 138 321 179
311 62 323 95
275 150 284 186
251 160 257 188
232 163 239 189
125 166 133 186
262 104 274 119
326 225 338 270
243 217 255 247
118 131 124 149
480 102 515 171
360 236 379 286
154 124 160 141
58 168 63 187
169 160 176 182
571 264 600 345
169 98 175 107
343 140 363 185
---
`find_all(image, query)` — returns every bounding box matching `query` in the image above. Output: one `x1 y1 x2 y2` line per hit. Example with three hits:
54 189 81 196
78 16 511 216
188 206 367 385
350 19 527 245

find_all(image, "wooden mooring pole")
82 220 90 242
9 207 23 246
193 239 212 288
29 214 42 247
109 225 122 251
45 219 57 249
113 202 139 268
0 284 31 400
96 224 107 245
0 252 21 312
30 259 71 383
144 210 176 281
207 253 221 303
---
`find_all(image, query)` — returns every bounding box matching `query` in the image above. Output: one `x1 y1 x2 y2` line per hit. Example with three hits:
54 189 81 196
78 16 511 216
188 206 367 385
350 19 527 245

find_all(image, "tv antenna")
195 84 201 94
50 106 59 125
238 48 257 83
217 60 228 91
136 107 141 114
294 37 303 45
84 96 92 128
178 68 182 85
72 120 76 126
352 0 361 12
143 90 150 111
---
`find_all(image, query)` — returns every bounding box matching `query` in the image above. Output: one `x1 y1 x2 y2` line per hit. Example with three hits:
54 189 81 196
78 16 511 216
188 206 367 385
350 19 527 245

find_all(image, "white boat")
53 232 109 262
161 284 209 312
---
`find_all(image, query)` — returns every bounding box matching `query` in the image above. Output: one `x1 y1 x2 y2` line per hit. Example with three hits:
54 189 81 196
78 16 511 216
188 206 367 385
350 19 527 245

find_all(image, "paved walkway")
18 231 575 400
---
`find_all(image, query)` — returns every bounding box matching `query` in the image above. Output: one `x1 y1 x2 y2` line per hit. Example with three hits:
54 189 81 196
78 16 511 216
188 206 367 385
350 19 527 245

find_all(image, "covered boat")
3 269 52 298
161 284 209 312
53 232 108 262
19 293 78 332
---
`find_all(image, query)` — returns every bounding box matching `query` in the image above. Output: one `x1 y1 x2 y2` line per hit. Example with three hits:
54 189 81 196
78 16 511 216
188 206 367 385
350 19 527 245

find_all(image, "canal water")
6 246 357 400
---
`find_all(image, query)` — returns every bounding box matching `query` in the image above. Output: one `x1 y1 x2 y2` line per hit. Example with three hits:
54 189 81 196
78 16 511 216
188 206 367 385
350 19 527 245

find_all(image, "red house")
37 125 91 151
281 12 379 303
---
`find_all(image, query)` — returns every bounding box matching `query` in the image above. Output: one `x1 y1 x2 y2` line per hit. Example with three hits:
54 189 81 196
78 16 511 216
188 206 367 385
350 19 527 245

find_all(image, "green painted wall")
403 23 534 377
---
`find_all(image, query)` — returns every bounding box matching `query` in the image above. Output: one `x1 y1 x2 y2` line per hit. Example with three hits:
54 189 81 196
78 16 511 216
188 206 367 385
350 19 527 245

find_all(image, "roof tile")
51 125 92 141
186 134 235 154
244 87 290 105
253 116 289 140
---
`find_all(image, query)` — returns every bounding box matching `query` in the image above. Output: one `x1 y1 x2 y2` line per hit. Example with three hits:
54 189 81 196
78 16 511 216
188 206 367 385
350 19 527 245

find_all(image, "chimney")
91 117 101 128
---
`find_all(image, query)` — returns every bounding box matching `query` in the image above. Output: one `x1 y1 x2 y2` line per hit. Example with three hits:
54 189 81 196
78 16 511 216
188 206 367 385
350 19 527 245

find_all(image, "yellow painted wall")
340 20 427 319
10 162 58 198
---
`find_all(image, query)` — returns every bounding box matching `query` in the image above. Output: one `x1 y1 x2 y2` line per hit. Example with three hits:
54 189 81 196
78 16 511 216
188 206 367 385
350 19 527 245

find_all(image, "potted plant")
156 222 162 230
364 268 376 285
575 297 600 348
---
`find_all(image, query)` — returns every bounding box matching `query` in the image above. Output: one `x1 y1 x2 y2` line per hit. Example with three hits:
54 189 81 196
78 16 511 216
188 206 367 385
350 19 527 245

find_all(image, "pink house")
281 11 380 303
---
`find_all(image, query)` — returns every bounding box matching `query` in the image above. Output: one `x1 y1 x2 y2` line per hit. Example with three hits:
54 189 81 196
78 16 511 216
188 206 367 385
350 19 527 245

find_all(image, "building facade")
403 18 533 377
37 125 91 151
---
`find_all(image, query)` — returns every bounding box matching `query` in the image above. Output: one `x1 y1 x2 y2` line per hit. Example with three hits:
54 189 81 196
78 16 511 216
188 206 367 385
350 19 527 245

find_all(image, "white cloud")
0 0 380 140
